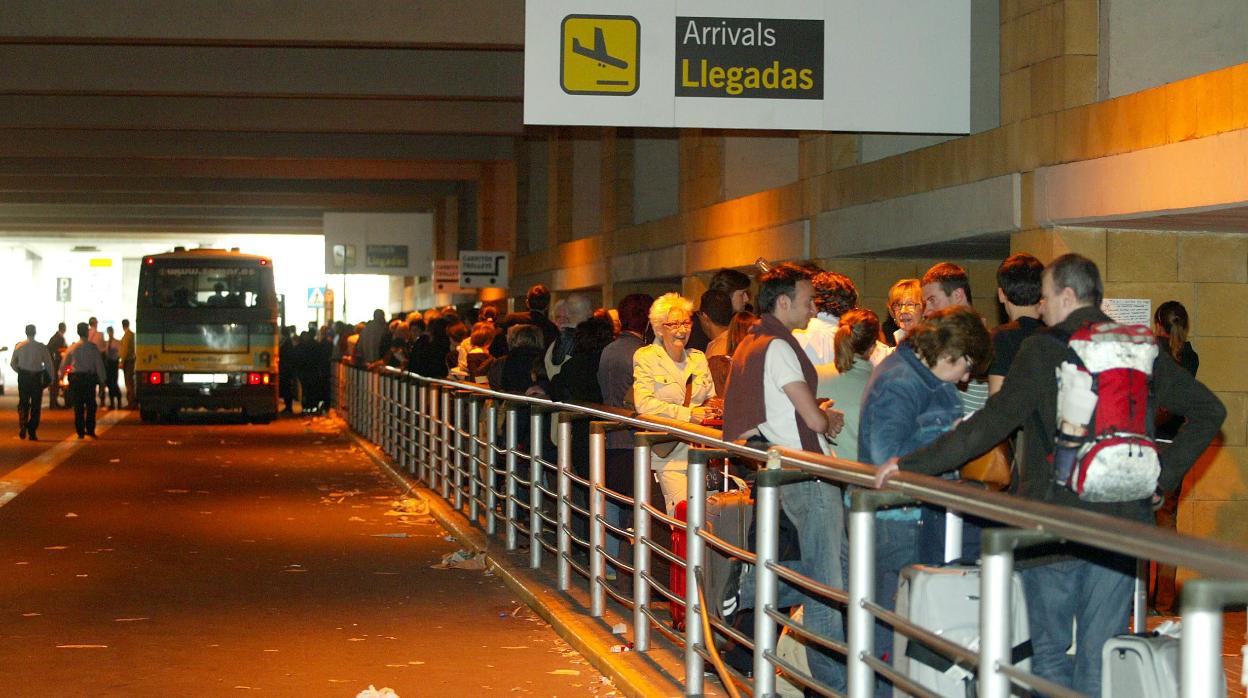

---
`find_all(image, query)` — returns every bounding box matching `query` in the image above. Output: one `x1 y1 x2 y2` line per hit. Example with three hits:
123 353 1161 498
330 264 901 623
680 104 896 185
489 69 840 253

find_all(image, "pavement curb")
338 415 684 698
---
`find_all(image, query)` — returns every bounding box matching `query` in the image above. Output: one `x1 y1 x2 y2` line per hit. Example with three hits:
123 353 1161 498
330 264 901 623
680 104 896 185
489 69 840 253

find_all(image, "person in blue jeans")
722 264 847 693
855 306 992 697
880 255 1225 695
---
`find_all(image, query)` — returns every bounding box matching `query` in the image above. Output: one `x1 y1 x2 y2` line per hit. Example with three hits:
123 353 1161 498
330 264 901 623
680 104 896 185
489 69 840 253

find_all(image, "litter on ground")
432 549 487 570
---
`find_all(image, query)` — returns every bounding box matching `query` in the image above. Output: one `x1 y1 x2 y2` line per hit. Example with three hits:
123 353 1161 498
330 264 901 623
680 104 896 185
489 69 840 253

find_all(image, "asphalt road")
0 397 617 697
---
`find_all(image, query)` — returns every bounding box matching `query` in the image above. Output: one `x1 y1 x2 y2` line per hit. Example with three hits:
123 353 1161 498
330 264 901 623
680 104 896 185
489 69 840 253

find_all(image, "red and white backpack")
1053 321 1161 502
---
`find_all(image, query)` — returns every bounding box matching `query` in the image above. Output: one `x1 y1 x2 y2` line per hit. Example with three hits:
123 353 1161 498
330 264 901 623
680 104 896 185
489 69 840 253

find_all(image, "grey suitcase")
894 563 1031 697
1101 632 1227 698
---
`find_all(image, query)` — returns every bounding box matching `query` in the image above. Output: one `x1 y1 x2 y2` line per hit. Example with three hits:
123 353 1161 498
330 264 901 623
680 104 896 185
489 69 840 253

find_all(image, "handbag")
651 374 696 459
960 440 1012 490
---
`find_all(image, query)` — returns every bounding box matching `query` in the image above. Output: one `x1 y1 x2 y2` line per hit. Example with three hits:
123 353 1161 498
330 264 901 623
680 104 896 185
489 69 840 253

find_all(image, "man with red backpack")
875 253 1225 696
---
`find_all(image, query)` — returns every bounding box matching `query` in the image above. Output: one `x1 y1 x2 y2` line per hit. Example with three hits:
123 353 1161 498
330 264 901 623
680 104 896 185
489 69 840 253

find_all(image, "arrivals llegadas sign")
526 0 970 134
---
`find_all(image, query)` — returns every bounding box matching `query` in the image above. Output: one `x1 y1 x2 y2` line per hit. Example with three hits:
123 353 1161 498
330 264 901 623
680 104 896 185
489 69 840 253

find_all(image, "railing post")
529 407 545 569
1182 580 1248 698
848 490 904 698
452 391 466 511
683 448 712 697
468 396 483 522
420 382 434 487
632 434 655 653
505 404 519 551
485 400 498 536
370 371 381 444
557 413 573 591
439 387 452 500
406 377 418 475
979 529 1055 698
589 423 608 618
383 374 395 458
752 450 784 698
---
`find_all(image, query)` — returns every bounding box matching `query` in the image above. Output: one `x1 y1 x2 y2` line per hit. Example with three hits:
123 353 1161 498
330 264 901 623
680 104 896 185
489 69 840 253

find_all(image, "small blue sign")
307 287 326 308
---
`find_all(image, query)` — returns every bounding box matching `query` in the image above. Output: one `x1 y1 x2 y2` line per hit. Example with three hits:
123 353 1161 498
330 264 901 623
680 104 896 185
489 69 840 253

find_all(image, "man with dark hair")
119 319 137 408
46 322 67 409
920 261 989 415
920 262 973 313
11 324 54 440
688 268 753 351
61 321 107 439
709 267 752 312
989 253 1045 395
880 253 1225 695
492 283 559 356
794 270 889 374
697 289 734 357
723 263 847 692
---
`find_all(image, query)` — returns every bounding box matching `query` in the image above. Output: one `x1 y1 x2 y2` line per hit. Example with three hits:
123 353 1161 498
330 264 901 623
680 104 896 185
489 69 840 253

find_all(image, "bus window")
149 267 266 308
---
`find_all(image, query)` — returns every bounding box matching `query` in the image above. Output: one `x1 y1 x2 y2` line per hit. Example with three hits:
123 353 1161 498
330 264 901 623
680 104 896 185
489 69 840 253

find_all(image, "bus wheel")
249 412 275 425
163 409 178 423
140 408 157 423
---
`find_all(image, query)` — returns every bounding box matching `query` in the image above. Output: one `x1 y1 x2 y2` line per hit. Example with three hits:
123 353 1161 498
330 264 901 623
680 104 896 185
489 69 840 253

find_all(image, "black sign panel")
674 17 823 100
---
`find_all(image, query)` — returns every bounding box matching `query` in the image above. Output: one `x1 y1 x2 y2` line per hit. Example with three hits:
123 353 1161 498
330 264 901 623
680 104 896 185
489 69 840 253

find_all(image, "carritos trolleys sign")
525 0 970 134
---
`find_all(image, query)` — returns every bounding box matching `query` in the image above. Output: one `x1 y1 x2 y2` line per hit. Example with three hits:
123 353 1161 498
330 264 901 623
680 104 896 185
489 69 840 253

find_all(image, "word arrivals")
681 19 776 47
679 59 814 96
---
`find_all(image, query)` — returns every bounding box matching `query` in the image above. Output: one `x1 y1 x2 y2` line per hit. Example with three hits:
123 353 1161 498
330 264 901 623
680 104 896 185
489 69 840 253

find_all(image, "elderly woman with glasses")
884 278 925 347
632 292 719 513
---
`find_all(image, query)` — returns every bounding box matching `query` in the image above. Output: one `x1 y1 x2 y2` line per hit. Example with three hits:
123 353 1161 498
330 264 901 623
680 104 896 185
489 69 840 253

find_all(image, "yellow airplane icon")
561 15 639 96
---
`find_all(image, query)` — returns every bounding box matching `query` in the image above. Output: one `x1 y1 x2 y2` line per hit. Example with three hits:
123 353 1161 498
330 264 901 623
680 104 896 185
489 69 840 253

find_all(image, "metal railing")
336 363 1248 698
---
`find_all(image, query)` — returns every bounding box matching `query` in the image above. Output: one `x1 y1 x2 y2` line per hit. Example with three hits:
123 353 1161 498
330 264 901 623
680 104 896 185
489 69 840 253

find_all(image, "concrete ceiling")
0 0 525 237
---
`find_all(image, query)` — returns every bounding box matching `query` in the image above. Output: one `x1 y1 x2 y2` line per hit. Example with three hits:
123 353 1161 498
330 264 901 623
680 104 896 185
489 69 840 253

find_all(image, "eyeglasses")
662 320 693 330
891 301 922 310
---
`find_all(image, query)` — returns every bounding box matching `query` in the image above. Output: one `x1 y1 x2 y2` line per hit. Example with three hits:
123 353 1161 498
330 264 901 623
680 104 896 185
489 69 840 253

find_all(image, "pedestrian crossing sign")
307 287 325 308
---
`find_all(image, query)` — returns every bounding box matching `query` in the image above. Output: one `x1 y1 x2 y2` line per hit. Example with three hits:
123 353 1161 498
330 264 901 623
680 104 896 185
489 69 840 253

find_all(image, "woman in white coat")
632 292 719 513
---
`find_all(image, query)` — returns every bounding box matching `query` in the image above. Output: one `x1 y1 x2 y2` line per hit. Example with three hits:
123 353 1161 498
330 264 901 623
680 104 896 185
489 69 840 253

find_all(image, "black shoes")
19 426 26 439
28 432 37 441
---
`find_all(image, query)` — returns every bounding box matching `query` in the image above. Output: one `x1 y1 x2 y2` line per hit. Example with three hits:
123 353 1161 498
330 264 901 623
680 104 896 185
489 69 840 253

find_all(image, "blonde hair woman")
632 292 718 513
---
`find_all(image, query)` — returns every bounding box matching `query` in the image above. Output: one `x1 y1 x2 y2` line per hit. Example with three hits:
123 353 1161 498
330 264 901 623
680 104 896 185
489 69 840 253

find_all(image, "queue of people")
347 253 1223 698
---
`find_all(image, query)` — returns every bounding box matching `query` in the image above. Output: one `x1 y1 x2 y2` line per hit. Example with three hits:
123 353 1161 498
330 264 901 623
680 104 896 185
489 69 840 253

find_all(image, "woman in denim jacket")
852 307 992 686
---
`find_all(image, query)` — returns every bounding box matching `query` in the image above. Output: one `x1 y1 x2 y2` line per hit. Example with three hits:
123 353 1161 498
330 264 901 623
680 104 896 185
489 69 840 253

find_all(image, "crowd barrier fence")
336 363 1248 698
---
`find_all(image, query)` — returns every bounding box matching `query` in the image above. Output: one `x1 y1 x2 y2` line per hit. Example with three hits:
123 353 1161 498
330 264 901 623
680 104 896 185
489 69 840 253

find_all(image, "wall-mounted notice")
525 0 971 133
459 251 510 289
1101 298 1152 326
322 213 432 276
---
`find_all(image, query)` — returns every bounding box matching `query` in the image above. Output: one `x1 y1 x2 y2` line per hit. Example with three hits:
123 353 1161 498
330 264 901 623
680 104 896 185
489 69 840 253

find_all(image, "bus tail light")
146 372 163 385
246 372 271 385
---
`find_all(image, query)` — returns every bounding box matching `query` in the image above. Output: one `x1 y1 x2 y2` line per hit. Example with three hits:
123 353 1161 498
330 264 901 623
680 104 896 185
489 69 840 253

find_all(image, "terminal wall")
507 5 1248 546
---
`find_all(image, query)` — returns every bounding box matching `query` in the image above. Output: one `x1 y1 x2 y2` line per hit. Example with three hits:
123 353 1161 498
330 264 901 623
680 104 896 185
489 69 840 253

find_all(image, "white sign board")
432 260 467 295
524 0 970 133
458 251 510 289
322 213 434 276
1101 298 1152 326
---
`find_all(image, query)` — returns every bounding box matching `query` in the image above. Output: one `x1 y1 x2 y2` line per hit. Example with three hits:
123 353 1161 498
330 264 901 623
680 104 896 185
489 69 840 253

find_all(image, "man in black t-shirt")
988 253 1045 395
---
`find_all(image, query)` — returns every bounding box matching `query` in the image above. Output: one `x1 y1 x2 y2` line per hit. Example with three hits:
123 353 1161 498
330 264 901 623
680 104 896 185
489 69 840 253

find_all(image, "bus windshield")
147 266 267 308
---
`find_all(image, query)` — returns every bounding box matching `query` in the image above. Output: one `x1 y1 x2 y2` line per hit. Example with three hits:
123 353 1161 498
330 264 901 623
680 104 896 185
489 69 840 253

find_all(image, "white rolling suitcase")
1101 630 1227 698
894 564 1031 697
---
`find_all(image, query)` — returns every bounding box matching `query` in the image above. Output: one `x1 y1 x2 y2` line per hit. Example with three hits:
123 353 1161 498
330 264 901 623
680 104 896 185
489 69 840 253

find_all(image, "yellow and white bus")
135 248 279 423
